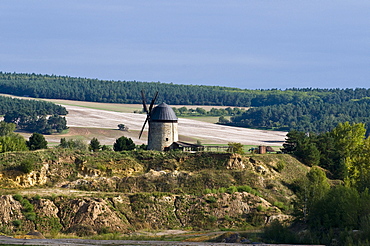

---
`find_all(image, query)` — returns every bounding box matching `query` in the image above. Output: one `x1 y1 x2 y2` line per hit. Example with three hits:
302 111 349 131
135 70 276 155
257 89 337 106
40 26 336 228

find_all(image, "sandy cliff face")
0 195 24 230
0 163 49 188
0 151 303 235
55 197 128 235
0 191 284 235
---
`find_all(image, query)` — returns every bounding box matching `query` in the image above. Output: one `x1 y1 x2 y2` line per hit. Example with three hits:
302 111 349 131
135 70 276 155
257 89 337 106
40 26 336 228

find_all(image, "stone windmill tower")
139 91 178 151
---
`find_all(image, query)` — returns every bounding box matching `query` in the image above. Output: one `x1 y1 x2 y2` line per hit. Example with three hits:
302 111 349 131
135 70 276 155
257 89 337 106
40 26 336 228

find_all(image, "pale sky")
1 1 369 89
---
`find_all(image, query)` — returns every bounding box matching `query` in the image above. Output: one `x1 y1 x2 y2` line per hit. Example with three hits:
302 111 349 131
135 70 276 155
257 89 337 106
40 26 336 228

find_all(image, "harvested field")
1 94 287 146
42 104 287 146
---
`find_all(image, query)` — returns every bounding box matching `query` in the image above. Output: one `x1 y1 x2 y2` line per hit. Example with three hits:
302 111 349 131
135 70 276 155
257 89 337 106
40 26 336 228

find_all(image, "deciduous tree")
0 121 16 136
0 134 28 152
227 142 244 155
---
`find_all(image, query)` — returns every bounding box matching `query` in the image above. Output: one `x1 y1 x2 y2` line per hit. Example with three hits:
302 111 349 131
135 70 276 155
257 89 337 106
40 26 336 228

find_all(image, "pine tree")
113 136 135 151
89 137 101 152
27 133 48 150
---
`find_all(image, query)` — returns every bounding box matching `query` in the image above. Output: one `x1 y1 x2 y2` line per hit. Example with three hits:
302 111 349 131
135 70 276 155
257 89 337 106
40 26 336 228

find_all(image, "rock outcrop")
0 195 24 230
0 191 283 235
0 150 305 236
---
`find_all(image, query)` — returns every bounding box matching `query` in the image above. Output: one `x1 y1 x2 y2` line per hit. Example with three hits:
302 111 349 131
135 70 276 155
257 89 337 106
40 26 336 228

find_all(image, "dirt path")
0 236 314 246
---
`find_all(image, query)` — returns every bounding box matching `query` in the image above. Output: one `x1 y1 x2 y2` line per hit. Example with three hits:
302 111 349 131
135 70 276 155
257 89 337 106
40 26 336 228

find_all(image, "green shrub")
237 185 261 196
263 220 297 244
12 220 21 227
0 225 11 234
205 196 217 203
49 217 63 235
250 213 265 227
13 194 23 201
208 215 217 223
23 201 34 213
224 215 233 221
226 186 238 194
237 185 252 193
276 161 285 172
36 216 62 235
97 164 107 172
211 188 219 194
218 187 227 193
113 136 135 151
27 133 48 150
89 137 101 152
12 195 37 221
203 188 212 194
227 142 245 154
18 159 35 173
101 145 112 151
25 212 36 221
273 201 288 211
257 205 265 212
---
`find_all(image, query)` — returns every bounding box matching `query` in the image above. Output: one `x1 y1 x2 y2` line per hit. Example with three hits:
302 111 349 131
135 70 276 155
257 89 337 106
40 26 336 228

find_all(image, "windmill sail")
139 91 158 139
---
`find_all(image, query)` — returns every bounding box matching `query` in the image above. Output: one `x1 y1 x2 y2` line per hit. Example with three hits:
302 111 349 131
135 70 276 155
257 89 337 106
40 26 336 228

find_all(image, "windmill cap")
150 103 178 121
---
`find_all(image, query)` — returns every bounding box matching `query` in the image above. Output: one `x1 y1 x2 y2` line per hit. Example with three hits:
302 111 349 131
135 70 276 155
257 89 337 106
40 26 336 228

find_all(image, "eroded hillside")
0 149 309 237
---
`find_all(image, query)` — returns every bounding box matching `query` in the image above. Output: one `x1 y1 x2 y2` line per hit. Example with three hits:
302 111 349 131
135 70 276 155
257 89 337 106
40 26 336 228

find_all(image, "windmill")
139 91 178 151
139 90 158 140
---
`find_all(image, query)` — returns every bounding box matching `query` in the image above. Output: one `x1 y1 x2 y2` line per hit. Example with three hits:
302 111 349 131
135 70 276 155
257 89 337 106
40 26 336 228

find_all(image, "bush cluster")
203 185 260 197
18 160 35 174
13 195 36 221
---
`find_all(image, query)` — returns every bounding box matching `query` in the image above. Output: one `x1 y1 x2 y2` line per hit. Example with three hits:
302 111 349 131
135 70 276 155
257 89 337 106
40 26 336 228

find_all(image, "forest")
228 99 370 134
2 72 370 133
267 122 370 245
0 95 67 116
0 95 68 134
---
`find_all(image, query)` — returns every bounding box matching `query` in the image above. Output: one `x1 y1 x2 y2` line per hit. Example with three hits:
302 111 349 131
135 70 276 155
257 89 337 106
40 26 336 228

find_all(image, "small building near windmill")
170 141 204 152
148 102 178 151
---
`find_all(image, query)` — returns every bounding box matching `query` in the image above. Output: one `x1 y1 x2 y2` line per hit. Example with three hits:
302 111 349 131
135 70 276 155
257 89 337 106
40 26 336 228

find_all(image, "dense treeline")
282 122 370 184
3 72 370 133
171 106 246 117
0 95 67 116
0 72 363 107
265 170 370 245
4 113 68 134
229 99 370 133
0 96 68 134
0 72 255 106
264 122 370 245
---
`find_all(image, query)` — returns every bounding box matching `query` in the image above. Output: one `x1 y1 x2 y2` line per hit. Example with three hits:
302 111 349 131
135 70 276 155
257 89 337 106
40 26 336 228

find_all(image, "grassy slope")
0 149 308 201
0 149 309 239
